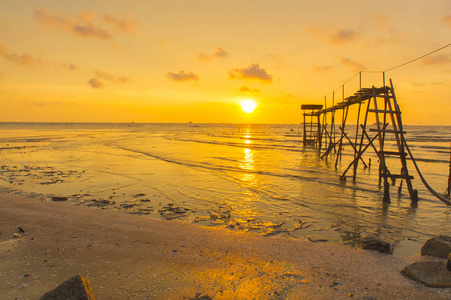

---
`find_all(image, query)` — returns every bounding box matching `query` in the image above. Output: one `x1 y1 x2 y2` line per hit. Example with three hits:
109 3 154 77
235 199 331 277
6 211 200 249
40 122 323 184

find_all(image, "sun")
240 100 258 114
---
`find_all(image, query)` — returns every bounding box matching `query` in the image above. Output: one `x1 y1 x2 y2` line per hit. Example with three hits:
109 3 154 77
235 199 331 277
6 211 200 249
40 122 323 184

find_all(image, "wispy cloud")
198 47 229 62
339 57 365 71
304 23 328 39
372 13 392 30
94 70 131 83
228 64 273 82
87 78 104 89
167 70 199 82
329 29 359 45
62 63 78 71
411 81 443 87
306 24 359 45
1 43 78 70
312 65 333 73
87 69 132 89
0 42 42 66
422 54 451 65
238 85 261 94
101 13 138 34
442 15 451 28
34 8 138 41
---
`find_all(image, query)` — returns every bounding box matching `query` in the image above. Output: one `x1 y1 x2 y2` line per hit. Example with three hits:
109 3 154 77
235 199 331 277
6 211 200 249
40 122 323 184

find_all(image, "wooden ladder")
301 105 323 148
343 80 418 204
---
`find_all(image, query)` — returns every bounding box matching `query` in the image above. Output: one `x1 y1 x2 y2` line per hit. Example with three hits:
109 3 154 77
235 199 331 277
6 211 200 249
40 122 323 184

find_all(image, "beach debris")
130 208 154 215
51 196 68 202
401 261 451 287
12 233 21 238
133 193 146 198
421 235 451 258
158 203 190 220
360 235 391 253
120 203 137 209
193 215 211 223
39 274 95 300
306 236 330 243
18 226 25 233
86 199 115 207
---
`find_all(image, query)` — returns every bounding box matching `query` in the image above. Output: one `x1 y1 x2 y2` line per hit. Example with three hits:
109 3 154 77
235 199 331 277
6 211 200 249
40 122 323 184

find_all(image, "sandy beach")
0 193 449 299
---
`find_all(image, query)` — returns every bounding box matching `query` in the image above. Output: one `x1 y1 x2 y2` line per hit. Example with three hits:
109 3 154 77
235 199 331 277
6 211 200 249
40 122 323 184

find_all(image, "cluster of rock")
358 234 451 288
401 235 451 287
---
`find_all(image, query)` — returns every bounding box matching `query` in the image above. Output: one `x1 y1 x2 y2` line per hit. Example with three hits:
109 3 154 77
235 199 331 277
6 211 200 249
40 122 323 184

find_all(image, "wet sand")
1 193 449 299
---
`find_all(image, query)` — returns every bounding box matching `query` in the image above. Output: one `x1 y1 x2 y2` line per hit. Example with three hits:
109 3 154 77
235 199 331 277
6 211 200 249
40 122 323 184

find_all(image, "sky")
1 0 450 124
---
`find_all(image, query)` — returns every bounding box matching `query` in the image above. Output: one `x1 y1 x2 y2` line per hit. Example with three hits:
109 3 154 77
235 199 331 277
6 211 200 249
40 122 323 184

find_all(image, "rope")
404 140 451 205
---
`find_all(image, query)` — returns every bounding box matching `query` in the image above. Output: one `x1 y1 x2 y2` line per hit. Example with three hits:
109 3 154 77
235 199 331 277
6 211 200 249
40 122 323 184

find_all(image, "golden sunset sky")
1 0 450 124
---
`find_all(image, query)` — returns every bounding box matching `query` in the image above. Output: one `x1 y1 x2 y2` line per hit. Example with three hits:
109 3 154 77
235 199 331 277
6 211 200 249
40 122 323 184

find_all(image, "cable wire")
384 42 451 72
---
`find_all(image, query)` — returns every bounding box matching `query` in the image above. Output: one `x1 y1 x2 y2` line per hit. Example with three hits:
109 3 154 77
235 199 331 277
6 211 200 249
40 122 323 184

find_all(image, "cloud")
372 13 392 30
339 57 365 71
101 14 138 34
422 54 451 65
94 70 131 83
329 29 359 45
87 78 104 89
228 64 273 82
304 23 328 39
312 65 333 73
34 8 138 41
0 42 42 66
280 92 296 98
198 47 229 62
62 63 77 71
411 81 443 87
167 70 199 82
1 42 78 71
306 24 359 45
238 86 261 94
442 15 451 28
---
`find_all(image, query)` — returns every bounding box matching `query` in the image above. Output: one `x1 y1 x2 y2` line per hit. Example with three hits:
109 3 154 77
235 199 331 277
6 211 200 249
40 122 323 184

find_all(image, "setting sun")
240 100 258 114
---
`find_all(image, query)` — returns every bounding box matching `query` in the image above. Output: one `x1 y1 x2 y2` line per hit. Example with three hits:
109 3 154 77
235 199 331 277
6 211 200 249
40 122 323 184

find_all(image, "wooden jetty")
302 79 418 204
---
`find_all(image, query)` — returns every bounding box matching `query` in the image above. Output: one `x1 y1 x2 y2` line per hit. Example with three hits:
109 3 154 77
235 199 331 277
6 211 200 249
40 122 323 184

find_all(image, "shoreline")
1 193 450 299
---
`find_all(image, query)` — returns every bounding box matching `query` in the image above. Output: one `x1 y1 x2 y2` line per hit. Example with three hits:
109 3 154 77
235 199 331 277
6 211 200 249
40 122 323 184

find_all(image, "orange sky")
1 0 451 124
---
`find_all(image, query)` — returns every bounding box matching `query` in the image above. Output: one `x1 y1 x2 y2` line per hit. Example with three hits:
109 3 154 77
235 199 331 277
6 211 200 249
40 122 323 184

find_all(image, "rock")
421 235 451 258
401 261 451 287
189 294 213 300
447 253 451 272
51 196 68 202
39 274 95 300
360 235 391 253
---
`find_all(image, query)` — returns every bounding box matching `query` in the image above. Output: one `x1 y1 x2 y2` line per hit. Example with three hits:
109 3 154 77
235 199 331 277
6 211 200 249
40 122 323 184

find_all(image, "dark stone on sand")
421 235 451 258
360 235 391 253
401 261 451 287
190 293 213 300
447 253 451 272
51 196 68 202
39 274 95 300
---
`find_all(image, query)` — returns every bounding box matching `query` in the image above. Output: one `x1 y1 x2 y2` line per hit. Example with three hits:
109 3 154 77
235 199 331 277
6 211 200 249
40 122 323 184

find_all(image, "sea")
0 122 450 256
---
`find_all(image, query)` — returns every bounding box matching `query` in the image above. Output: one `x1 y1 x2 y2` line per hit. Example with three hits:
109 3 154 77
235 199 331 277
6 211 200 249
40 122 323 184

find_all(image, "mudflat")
1 193 449 299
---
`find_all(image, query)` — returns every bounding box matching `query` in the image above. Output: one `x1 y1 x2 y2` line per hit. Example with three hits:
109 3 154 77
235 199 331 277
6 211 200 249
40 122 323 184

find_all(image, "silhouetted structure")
302 79 418 204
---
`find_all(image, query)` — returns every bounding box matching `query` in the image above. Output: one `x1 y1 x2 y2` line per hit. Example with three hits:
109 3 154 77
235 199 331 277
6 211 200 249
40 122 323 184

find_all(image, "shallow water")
0 122 450 255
